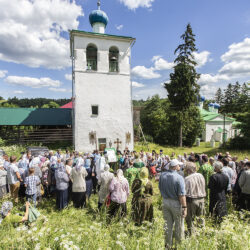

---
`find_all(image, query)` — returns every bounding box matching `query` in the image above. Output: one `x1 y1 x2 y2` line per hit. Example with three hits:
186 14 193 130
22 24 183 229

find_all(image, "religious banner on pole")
104 148 117 163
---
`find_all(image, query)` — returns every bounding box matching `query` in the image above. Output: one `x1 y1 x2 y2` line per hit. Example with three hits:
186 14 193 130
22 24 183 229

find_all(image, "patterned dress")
131 178 153 225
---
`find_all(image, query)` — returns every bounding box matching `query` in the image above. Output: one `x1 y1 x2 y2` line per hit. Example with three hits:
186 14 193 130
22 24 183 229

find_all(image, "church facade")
70 3 135 152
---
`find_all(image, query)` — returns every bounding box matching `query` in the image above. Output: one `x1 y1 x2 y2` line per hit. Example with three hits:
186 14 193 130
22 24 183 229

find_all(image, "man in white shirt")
7 156 22 203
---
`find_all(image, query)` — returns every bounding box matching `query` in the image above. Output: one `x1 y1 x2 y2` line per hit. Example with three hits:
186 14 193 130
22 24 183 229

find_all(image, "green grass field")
0 143 250 249
135 142 250 160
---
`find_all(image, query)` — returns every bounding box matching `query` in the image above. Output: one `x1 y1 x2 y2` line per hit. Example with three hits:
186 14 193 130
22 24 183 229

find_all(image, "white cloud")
65 74 72 81
13 90 24 94
0 70 8 78
119 0 155 10
133 83 167 100
49 87 70 93
0 0 83 69
5 76 61 88
219 38 250 77
131 66 161 79
152 56 175 70
200 84 218 99
193 51 211 68
132 81 145 88
198 73 229 86
115 24 124 30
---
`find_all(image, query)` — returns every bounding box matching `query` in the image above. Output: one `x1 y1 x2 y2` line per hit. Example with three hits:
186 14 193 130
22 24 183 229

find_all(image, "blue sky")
0 0 250 100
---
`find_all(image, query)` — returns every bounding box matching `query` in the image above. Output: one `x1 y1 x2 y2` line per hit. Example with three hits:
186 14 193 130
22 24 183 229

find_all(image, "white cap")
170 159 180 167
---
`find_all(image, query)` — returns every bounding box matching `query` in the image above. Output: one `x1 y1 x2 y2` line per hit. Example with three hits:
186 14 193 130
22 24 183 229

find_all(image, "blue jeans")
26 193 37 207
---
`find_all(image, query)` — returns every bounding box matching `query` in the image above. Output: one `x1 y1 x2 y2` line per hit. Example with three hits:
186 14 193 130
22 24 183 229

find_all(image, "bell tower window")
86 44 97 71
109 46 119 72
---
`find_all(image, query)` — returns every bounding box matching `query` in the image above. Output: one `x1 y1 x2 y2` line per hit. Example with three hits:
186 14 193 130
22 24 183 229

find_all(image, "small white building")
70 2 135 152
199 99 239 142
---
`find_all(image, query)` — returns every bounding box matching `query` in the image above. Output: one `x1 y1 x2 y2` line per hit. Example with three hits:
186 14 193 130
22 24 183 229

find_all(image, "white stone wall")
73 33 134 152
203 121 233 142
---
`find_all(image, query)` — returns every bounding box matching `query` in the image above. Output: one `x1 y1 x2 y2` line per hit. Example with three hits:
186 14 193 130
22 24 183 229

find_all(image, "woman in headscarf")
131 167 153 226
0 201 38 226
70 158 88 208
17 156 29 199
32 163 43 204
84 154 93 204
55 162 69 210
98 164 114 209
108 169 129 222
0 159 7 198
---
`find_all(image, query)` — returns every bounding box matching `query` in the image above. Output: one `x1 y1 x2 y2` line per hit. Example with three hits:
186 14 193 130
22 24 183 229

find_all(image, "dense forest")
0 97 71 108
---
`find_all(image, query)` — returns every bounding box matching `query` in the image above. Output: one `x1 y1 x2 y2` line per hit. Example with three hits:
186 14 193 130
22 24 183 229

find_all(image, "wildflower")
32 227 38 231
54 237 59 241
28 230 32 234
116 241 126 250
34 243 41 250
16 227 21 231
69 241 73 245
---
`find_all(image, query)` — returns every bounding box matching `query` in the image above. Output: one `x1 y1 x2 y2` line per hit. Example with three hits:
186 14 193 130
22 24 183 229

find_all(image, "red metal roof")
60 101 72 109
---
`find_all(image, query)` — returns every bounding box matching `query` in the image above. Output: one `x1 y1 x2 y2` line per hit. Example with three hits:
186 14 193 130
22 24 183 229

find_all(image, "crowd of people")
0 148 249 249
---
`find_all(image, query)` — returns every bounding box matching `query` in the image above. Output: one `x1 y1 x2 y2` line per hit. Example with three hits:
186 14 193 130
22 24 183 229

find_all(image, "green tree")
222 83 234 113
164 23 202 147
140 95 170 144
215 88 223 105
41 101 60 108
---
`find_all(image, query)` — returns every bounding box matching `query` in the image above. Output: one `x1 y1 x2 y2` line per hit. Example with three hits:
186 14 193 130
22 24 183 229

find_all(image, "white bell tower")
70 1 135 152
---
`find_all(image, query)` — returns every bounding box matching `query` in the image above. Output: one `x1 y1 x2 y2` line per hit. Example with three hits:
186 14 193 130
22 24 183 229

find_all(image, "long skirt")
0 185 7 198
18 184 26 198
108 201 127 222
56 189 68 210
72 192 86 208
86 179 93 198
132 196 153 225
209 199 227 219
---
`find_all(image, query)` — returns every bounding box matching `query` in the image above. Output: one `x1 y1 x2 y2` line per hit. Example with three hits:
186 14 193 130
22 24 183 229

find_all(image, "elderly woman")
70 158 88 208
0 159 7 198
84 155 93 203
108 169 129 221
208 161 229 222
0 201 39 226
32 163 43 204
55 163 70 210
131 167 153 226
98 164 114 209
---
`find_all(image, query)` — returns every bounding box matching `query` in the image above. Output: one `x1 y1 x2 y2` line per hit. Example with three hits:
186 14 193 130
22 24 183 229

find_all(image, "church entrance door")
98 138 107 152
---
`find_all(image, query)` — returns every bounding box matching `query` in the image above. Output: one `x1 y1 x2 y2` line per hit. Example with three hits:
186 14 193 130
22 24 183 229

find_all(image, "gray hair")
185 162 196 173
213 161 223 171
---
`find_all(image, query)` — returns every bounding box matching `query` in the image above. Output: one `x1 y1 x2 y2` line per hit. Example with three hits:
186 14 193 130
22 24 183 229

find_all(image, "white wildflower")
34 243 40 250
54 237 59 241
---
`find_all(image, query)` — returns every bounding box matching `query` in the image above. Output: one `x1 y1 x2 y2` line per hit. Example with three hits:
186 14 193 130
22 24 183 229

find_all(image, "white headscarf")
116 169 124 181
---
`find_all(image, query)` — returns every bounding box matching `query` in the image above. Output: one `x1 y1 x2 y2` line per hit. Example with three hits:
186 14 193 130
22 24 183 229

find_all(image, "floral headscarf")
139 167 149 187
1 201 13 217
76 157 84 172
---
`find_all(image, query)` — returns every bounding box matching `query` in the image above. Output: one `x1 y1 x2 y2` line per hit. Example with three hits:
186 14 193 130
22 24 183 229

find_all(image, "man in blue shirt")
159 159 187 249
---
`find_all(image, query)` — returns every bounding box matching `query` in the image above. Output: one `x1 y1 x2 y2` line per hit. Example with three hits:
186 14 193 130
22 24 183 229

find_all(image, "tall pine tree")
164 23 202 147
215 88 223 105
222 83 234 113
